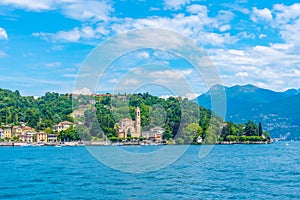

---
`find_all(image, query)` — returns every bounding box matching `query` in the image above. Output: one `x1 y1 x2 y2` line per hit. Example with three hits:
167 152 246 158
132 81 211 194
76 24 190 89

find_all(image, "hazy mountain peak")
194 84 300 140
284 88 300 96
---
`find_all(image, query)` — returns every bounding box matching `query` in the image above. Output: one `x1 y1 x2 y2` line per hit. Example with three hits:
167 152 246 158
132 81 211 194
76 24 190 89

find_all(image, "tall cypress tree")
258 122 263 136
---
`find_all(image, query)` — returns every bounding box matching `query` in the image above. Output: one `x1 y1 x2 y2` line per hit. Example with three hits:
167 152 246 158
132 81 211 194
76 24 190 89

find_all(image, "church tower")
135 107 141 137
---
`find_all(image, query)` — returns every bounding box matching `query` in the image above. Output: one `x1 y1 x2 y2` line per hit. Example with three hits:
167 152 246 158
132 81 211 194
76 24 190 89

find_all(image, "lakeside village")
0 106 271 146
0 107 167 146
0 90 272 146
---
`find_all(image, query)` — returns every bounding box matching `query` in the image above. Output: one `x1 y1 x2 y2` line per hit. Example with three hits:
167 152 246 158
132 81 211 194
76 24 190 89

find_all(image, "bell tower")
135 107 141 137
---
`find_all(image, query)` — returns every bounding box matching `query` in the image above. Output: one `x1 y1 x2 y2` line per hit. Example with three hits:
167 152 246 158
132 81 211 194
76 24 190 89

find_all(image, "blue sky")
0 0 300 98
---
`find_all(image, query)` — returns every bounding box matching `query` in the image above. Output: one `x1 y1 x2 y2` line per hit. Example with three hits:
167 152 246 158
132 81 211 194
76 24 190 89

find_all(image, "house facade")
53 121 74 132
18 132 36 143
0 129 4 139
142 126 164 142
12 126 22 136
47 134 58 142
36 132 48 143
3 125 12 139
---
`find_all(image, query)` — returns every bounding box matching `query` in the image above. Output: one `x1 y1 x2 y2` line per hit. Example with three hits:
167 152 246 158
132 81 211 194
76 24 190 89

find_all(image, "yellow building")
3 125 12 139
36 132 48 143
12 126 22 136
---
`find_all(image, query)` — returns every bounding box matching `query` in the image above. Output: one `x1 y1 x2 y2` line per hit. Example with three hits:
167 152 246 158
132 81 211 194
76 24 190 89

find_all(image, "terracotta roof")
119 118 133 122
54 121 73 127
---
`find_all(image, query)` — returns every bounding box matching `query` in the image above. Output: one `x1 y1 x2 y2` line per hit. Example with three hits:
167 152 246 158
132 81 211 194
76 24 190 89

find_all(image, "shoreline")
0 140 273 147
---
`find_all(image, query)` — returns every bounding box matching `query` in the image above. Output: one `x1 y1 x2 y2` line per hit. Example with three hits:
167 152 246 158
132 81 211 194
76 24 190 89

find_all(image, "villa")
53 121 74 132
142 126 164 142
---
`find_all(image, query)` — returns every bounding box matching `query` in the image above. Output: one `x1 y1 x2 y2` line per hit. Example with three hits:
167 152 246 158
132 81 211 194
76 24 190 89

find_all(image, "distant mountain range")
194 84 300 140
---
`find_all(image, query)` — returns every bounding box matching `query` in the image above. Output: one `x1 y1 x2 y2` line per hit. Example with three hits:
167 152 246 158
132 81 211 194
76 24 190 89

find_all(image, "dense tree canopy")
0 88 73 130
0 88 270 143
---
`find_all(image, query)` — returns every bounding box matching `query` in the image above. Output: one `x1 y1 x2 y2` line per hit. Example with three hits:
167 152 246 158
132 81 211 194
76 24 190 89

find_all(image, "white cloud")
184 92 200 99
251 7 273 22
60 0 112 22
38 14 233 46
186 4 207 14
278 18 300 46
31 3 239 47
164 0 190 10
235 72 248 77
33 26 103 42
250 3 300 51
73 87 92 95
273 3 300 25
0 0 52 11
0 0 112 22
208 38 300 91
198 33 232 46
259 34 267 39
0 27 8 40
159 94 174 99
180 69 193 75
219 24 231 32
228 49 245 56
137 51 150 59
222 3 249 14
46 62 61 67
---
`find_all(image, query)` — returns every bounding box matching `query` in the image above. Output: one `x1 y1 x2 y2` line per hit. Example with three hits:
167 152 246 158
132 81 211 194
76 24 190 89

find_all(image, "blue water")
0 142 299 199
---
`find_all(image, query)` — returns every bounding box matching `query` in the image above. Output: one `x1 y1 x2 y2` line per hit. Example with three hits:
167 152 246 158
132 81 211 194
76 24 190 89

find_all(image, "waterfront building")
3 125 12 139
53 121 74 132
142 126 164 142
36 132 48 142
48 134 58 142
18 131 36 143
0 129 4 139
117 107 141 138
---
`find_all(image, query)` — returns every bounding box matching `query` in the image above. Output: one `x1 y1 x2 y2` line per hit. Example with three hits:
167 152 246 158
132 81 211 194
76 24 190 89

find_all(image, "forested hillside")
0 88 73 130
0 88 269 143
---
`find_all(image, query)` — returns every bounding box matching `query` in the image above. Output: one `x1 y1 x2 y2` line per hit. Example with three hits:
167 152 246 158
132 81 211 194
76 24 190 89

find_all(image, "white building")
0 129 4 139
53 121 74 132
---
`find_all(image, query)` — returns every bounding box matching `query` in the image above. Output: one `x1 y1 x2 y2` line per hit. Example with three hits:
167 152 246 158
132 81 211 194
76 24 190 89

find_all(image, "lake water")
0 142 299 199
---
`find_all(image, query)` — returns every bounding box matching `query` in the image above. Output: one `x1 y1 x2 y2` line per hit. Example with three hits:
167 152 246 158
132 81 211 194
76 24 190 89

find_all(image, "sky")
0 0 300 98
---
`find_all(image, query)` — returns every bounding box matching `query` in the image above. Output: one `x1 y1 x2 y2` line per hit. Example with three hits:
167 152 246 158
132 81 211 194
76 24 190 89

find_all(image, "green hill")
0 88 269 143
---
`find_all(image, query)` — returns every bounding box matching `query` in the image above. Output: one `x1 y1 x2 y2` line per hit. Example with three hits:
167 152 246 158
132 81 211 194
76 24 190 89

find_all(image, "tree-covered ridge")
88 93 221 143
0 88 271 144
0 88 73 130
77 93 270 144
